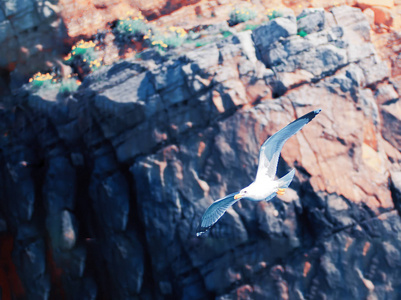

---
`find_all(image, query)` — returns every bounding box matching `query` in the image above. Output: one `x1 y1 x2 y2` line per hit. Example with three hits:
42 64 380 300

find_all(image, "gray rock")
1 0 34 17
375 84 399 104
3 162 35 226
12 9 40 33
273 43 347 78
346 63 366 88
204 21 230 35
236 30 258 63
381 100 401 151
13 225 50 299
0 7 5 22
359 88 379 125
40 1 58 20
46 210 78 251
360 56 389 86
92 72 159 139
314 44 348 75
331 6 373 62
348 42 376 63
297 8 326 35
253 17 297 64
90 171 130 232
43 156 76 213
60 210 77 250
102 232 144 298
328 73 354 93
0 36 19 66
330 6 371 42
391 172 401 217
152 60 185 92
0 20 14 44
183 42 220 71
114 114 169 163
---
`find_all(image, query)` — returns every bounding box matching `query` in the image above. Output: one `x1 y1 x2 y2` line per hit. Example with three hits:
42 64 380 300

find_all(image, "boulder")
297 8 326 35
371 6 394 26
253 17 297 63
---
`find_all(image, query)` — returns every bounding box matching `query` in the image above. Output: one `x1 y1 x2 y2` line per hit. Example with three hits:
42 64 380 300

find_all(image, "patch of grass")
116 18 148 37
114 12 187 51
149 26 187 50
296 14 307 20
228 6 257 26
267 9 284 20
64 40 103 73
221 30 233 38
243 24 259 31
298 29 308 37
195 40 210 48
114 12 149 40
29 72 54 88
29 72 81 94
59 77 81 94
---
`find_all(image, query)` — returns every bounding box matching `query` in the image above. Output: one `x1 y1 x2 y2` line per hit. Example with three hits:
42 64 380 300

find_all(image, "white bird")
196 109 321 236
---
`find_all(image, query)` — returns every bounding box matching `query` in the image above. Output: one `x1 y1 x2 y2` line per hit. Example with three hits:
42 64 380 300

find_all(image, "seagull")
196 109 321 236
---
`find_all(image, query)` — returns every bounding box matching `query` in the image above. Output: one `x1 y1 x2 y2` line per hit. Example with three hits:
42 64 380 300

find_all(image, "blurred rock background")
1 0 401 299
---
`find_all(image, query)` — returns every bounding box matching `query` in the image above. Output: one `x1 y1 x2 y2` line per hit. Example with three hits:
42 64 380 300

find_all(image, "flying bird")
196 109 321 236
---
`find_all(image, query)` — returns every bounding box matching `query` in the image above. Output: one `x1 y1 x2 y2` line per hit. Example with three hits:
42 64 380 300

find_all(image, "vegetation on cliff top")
26 5 290 95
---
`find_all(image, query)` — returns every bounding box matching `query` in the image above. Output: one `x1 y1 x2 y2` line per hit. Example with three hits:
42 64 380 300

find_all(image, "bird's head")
234 188 248 200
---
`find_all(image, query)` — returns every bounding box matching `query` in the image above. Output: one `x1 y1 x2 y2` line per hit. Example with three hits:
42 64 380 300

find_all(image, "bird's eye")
244 191 247 194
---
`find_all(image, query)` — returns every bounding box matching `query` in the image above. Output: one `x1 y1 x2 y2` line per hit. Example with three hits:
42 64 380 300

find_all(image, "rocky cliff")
1 5 401 300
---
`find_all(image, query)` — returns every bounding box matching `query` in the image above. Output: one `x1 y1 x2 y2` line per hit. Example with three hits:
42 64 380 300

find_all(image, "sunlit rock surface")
1 5 401 299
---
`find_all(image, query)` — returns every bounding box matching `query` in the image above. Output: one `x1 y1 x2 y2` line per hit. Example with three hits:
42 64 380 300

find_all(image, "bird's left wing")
256 109 321 181
196 192 240 236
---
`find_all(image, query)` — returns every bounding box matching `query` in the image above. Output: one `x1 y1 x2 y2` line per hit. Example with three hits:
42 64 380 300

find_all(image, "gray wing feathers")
277 168 295 188
256 109 321 180
196 192 239 236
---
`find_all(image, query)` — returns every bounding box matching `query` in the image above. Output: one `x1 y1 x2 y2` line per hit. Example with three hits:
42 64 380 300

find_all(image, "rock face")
1 5 401 299
0 0 65 75
0 0 203 80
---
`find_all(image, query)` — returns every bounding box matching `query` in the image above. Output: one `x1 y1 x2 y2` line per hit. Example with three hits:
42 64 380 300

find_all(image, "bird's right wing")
256 109 321 181
196 192 240 236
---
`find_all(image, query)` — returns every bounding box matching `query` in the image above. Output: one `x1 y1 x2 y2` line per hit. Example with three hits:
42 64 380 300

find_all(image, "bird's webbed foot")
277 188 286 196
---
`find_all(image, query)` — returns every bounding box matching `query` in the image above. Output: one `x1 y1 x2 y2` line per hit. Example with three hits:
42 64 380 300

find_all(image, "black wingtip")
299 108 322 123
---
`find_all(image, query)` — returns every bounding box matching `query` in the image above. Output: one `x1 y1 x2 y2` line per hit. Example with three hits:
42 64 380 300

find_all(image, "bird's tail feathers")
277 168 295 188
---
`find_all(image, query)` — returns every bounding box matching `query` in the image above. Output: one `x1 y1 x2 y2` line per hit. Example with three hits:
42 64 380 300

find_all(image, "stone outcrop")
0 0 63 76
1 5 401 299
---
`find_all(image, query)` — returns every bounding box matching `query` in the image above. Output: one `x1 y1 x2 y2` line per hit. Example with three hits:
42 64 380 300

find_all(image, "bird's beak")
234 193 243 200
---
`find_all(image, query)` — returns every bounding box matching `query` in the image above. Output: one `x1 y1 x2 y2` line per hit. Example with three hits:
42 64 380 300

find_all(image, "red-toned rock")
356 0 394 8
371 6 394 26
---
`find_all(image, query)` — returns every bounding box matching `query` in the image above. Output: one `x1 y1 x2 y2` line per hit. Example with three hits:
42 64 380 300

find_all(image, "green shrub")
228 6 257 26
149 26 187 50
115 16 149 39
59 77 81 94
267 9 284 20
64 40 103 72
29 72 54 88
29 72 81 94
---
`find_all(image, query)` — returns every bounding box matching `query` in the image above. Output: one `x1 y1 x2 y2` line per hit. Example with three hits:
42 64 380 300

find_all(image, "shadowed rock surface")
1 5 401 299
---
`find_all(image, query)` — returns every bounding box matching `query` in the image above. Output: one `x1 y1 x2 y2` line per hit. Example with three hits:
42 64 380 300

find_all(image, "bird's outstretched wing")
256 109 321 181
196 192 239 236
